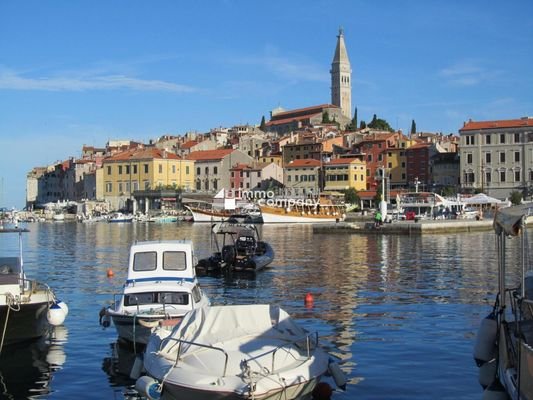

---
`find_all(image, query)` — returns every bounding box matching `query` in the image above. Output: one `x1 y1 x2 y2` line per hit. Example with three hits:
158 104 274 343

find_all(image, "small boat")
474 204 533 399
0 227 68 351
147 214 178 223
107 212 135 223
138 304 346 400
100 240 210 345
258 195 346 223
52 210 65 221
195 222 274 274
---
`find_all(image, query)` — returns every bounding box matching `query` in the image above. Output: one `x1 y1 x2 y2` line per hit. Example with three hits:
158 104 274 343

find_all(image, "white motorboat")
108 212 135 223
100 240 209 345
195 222 274 274
138 304 346 400
474 204 533 399
0 227 68 352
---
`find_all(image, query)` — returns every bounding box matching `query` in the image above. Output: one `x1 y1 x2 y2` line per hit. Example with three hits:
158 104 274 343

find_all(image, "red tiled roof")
285 159 321 168
271 104 338 118
186 149 234 161
181 140 198 149
231 163 253 170
325 158 362 165
460 118 533 131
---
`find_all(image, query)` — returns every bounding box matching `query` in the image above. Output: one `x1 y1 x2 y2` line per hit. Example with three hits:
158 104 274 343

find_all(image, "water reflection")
0 326 68 399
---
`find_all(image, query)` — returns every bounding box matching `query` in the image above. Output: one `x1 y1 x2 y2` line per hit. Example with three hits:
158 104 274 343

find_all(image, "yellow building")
323 157 366 192
257 154 283 167
102 147 195 211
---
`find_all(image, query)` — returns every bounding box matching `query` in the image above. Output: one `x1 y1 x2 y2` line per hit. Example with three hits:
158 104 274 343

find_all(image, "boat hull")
0 300 51 345
260 209 340 223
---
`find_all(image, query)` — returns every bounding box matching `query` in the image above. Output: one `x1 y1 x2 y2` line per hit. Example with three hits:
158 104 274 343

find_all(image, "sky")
1 0 532 209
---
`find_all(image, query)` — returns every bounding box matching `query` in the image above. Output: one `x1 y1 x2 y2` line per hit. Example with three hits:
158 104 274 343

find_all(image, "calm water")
0 221 527 399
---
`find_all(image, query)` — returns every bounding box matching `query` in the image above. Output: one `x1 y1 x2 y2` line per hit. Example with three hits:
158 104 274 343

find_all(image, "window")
295 175 299 181
133 251 157 271
515 170 521 182
214 166 218 174
288 176 292 182
515 152 520 162
205 167 209 174
118 183 123 193
107 166 111 175
172 165 176 174
485 135 491 145
500 152 506 163
118 166 123 174
163 251 186 271
485 171 491 183
105 182 112 192
465 135 475 145
133 182 139 191
196 167 200 175
367 155 372 162
515 133 520 143
500 170 506 182
485 153 491 164
144 180 150 189
500 134 505 144
133 165 137 174
126 165 130 174
186 166 190 175
158 164 163 174
467 153 473 164
144 164 149 173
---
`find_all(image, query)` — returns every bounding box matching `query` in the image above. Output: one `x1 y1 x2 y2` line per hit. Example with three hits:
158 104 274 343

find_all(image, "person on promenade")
375 211 382 228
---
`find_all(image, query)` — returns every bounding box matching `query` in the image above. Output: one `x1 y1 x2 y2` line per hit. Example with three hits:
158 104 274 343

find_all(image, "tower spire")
331 27 352 119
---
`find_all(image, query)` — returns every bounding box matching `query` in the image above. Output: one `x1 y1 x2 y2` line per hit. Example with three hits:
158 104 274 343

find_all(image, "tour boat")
258 197 346 223
100 240 209 345
195 222 274 274
0 227 68 351
474 204 533 399
137 304 346 400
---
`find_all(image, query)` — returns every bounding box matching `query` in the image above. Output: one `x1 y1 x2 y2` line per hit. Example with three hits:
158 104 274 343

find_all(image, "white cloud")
0 67 197 93
439 60 499 86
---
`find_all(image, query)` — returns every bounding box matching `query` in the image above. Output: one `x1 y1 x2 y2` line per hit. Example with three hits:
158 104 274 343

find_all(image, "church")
265 28 353 135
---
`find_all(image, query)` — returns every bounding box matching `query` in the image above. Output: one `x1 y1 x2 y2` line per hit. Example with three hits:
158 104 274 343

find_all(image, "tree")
347 107 358 131
322 111 331 123
410 119 416 135
510 190 522 205
359 120 367 129
343 188 360 205
259 116 266 131
367 114 393 131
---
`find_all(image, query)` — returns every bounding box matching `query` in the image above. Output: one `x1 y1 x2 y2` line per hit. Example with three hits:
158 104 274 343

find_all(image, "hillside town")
22 30 533 217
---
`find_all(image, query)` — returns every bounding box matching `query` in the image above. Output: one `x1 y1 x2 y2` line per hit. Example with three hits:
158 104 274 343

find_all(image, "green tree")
368 114 393 131
510 190 522 205
411 119 416 135
322 111 331 123
360 120 367 129
343 188 360 205
259 115 266 131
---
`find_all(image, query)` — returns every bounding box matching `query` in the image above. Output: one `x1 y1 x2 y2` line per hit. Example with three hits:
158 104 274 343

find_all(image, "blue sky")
1 0 532 208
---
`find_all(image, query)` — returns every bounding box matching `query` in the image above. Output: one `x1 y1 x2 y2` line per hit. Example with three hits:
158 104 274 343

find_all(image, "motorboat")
474 204 533 399
100 240 210 345
138 304 346 400
108 212 135 223
0 227 68 352
195 222 274 274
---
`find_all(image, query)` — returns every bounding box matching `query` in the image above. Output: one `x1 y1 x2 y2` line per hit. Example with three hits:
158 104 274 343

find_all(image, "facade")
431 152 460 190
459 117 533 199
186 149 253 193
331 28 352 119
323 157 366 192
284 159 322 196
238 135 269 159
405 143 435 191
282 140 323 166
102 147 195 211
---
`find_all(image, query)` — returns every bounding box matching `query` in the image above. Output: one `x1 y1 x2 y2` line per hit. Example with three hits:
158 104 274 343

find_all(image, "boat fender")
47 303 66 326
482 378 508 400
474 312 497 366
129 355 144 380
55 300 69 317
478 358 497 389
99 307 111 328
138 319 159 328
135 375 161 400
328 360 346 391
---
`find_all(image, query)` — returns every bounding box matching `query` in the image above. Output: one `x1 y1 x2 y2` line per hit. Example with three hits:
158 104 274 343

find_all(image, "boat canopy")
493 204 533 237
160 304 308 355
126 240 196 283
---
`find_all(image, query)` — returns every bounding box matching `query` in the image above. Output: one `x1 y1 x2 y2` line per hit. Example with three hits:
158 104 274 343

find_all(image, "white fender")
478 358 497 389
474 313 497 366
47 303 66 326
138 319 160 328
135 376 161 400
328 360 346 391
56 300 69 317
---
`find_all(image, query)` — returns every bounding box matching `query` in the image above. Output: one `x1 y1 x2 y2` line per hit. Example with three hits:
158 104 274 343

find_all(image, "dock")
313 218 494 235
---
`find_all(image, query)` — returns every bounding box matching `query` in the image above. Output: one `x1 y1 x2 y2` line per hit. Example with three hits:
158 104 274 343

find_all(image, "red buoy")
305 292 314 307
107 268 114 277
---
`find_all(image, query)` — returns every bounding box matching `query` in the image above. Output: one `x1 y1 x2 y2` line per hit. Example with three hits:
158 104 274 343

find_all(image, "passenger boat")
185 202 262 223
138 304 346 400
474 204 533 399
195 222 274 274
258 196 346 223
100 240 209 345
107 212 135 223
0 227 68 351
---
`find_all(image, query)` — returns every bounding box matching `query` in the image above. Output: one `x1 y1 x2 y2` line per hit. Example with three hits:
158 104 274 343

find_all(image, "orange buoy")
304 292 314 307
106 268 114 277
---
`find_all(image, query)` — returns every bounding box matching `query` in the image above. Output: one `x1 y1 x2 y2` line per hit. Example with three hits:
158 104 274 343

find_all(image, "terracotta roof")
231 163 253 170
186 149 234 161
285 159 321 168
181 140 198 150
106 148 181 161
460 118 533 132
271 104 338 118
407 143 431 150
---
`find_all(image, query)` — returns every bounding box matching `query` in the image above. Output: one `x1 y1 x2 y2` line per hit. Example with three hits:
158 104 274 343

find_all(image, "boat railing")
160 337 229 376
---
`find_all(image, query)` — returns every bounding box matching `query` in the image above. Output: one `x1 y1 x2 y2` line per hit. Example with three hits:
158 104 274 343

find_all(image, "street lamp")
414 177 419 193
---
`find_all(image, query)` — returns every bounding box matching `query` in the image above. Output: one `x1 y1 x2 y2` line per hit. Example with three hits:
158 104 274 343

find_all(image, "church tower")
330 28 352 119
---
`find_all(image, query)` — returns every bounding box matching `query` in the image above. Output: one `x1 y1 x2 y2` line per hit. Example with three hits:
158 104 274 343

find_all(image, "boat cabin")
0 257 22 287
126 240 197 285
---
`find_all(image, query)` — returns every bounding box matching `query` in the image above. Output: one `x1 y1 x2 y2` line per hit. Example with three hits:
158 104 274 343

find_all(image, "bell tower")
330 28 352 119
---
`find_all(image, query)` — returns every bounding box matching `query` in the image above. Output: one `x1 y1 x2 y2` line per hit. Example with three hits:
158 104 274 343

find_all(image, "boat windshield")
124 291 190 306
